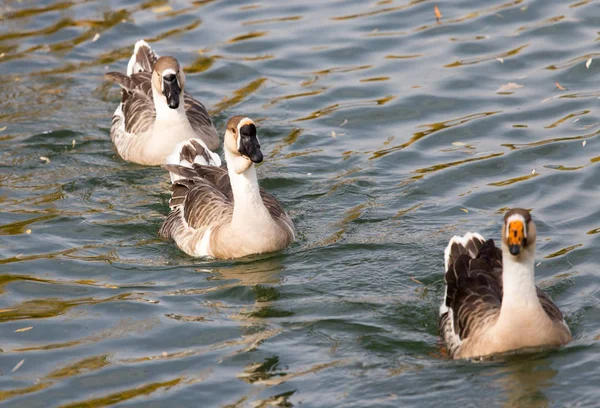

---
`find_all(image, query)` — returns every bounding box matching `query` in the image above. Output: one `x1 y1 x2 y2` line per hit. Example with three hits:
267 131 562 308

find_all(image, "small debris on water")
40 156 50 164
15 326 33 333
434 5 442 22
582 140 587 147
11 359 25 373
586 58 592 69
496 82 522 93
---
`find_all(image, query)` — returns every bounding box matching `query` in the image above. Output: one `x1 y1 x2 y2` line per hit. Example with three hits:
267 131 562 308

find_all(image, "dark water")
1 0 600 406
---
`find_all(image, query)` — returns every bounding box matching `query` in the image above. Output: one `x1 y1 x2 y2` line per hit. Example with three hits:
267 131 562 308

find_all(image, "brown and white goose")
104 40 219 165
440 208 572 360
159 116 295 259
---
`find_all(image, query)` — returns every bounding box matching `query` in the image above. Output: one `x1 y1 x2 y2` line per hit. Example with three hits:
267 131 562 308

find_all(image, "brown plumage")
159 116 294 259
440 209 571 359
104 40 219 165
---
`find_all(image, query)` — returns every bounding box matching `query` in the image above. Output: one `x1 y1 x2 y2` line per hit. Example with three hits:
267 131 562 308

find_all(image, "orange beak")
507 220 525 255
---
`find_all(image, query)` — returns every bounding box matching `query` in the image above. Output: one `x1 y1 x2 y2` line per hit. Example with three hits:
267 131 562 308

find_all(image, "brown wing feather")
158 173 233 241
105 71 156 135
184 94 219 151
537 288 566 325
106 71 218 149
131 43 158 73
444 239 503 342
443 237 566 353
162 162 292 233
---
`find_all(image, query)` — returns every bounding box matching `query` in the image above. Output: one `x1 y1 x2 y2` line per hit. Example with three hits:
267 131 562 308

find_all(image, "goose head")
151 56 185 109
501 208 537 259
223 116 263 174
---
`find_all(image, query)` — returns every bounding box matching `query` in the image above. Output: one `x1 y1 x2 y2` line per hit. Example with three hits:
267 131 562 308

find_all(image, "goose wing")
537 288 568 327
184 95 219 151
159 164 233 238
105 71 156 135
127 40 159 75
261 190 295 241
186 162 293 236
440 234 503 357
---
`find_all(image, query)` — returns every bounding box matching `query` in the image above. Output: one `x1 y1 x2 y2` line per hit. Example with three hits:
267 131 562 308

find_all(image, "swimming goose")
104 40 219 165
440 208 571 359
159 116 295 259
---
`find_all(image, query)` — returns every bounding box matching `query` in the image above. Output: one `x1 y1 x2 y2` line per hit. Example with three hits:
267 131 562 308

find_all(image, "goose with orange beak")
440 208 572 359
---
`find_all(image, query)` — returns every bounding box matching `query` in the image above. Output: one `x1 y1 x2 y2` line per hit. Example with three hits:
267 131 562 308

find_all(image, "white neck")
225 150 271 227
500 244 540 311
152 87 188 123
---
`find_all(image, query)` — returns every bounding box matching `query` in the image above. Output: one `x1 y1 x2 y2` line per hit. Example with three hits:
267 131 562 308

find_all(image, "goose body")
159 116 294 259
440 209 571 360
105 40 219 165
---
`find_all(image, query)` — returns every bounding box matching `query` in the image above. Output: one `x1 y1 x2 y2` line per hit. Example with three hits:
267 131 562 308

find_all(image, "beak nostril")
163 73 176 82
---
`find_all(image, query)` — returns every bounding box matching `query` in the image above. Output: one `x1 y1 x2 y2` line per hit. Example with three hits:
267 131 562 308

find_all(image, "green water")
1 0 599 406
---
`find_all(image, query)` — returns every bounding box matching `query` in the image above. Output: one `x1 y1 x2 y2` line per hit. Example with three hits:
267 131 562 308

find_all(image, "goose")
440 208 572 360
159 116 295 259
104 40 219 165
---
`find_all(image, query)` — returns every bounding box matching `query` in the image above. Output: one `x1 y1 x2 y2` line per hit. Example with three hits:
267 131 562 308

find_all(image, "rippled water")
1 0 600 406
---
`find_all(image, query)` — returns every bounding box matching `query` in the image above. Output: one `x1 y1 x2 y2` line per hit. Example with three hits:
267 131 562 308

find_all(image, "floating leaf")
460 208 469 213
555 82 566 91
434 5 442 21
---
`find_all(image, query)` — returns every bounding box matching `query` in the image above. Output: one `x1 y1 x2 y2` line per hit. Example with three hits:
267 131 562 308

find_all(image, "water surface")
1 0 600 406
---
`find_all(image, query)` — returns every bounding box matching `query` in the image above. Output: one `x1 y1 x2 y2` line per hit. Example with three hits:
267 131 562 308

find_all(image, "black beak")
250 150 263 164
509 245 521 256
238 123 263 163
162 74 180 109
